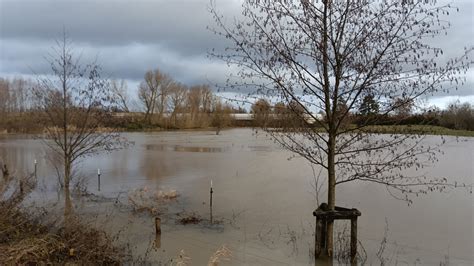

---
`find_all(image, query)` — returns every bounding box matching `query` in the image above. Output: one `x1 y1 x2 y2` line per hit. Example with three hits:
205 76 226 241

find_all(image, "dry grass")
169 245 232 266
176 212 203 225
128 187 179 215
208 245 232 266
0 164 127 264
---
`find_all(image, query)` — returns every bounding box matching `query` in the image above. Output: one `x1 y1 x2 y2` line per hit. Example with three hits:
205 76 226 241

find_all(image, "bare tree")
110 79 130 112
251 98 271 127
199 85 213 114
186 85 213 127
187 85 202 122
211 97 232 135
169 83 188 126
0 79 10 127
138 69 173 124
392 97 414 118
34 32 125 195
211 0 472 256
440 101 474 130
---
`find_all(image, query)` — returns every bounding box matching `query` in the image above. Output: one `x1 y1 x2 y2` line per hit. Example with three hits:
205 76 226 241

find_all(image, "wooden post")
2 164 9 178
314 204 360 263
315 217 323 258
155 217 161 235
210 180 213 224
326 218 333 257
97 168 101 191
154 217 161 249
350 217 358 263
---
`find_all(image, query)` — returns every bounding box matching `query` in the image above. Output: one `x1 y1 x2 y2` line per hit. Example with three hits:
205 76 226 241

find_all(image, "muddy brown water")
0 129 472 265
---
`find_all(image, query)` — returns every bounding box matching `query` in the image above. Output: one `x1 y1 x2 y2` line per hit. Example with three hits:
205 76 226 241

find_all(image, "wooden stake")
350 217 358 264
155 217 161 235
315 217 322 258
154 217 161 249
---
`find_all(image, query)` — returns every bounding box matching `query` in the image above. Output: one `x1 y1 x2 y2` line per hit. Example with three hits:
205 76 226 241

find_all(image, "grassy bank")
360 125 474 137
273 124 474 137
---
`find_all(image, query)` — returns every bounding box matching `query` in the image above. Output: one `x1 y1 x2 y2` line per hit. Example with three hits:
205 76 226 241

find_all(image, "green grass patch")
361 125 474 137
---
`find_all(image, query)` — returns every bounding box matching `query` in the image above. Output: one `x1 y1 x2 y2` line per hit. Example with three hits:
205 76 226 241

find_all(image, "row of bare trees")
115 68 236 130
0 72 236 133
0 78 35 114
0 78 41 132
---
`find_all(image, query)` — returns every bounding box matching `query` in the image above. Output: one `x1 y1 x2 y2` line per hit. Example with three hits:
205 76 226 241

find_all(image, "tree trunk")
326 134 336 257
64 186 73 228
64 158 71 189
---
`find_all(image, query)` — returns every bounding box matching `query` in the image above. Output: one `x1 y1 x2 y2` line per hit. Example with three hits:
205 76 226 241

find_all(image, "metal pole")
210 179 213 224
34 159 37 179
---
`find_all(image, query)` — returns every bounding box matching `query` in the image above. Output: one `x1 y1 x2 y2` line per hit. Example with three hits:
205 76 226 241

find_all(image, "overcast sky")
0 0 473 108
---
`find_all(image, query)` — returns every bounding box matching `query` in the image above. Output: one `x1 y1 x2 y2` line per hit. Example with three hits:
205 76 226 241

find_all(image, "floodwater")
0 129 472 265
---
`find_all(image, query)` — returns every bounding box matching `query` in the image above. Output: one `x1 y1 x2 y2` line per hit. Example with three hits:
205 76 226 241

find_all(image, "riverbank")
2 124 473 137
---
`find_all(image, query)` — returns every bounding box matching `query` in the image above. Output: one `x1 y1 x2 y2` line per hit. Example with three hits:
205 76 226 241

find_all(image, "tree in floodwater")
210 0 472 256
35 33 125 206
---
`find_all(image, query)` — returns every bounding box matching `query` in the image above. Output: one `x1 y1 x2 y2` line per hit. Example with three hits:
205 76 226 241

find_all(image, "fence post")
315 216 323 258
154 217 161 249
350 217 358 263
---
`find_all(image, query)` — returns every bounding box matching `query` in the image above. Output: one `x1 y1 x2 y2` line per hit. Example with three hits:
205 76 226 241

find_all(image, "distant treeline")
351 101 474 131
0 75 246 133
1 76 472 133
247 98 474 131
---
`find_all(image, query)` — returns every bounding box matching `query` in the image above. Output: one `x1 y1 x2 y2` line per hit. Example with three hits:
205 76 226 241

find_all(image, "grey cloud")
0 38 231 87
0 0 472 102
0 0 236 57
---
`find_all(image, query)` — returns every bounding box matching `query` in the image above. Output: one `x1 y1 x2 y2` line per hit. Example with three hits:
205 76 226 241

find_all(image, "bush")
439 101 474 131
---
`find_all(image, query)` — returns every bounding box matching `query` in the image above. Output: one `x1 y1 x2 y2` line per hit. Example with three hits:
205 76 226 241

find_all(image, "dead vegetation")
128 186 179 215
0 163 127 264
176 212 203 225
208 245 232 266
0 215 126 264
332 224 367 264
169 245 232 266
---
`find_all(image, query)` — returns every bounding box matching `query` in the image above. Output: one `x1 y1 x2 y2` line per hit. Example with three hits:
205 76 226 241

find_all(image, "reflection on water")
145 144 226 153
0 129 472 265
